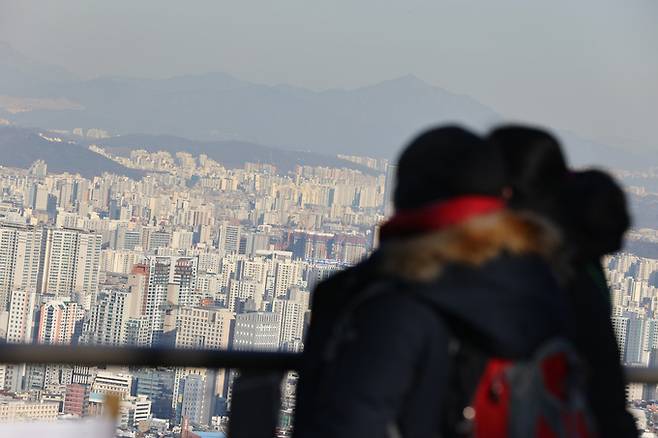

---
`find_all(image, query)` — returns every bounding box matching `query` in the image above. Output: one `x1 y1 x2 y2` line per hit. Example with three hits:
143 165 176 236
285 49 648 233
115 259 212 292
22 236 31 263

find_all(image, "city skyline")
1 2 657 433
0 150 380 435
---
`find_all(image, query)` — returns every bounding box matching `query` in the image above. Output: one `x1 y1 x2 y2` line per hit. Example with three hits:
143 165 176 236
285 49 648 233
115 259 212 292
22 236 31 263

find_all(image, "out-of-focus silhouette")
294 126 575 438
561 169 630 259
489 125 568 221
489 125 638 438
560 170 637 438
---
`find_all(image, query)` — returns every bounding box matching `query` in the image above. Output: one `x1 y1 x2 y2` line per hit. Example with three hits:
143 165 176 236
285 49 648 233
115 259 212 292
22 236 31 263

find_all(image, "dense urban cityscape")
0 1 655 436
0 131 653 436
0 139 391 437
0 133 656 436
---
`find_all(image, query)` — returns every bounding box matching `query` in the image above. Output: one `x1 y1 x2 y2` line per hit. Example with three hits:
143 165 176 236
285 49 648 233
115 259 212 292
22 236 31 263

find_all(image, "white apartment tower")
175 306 234 350
175 307 234 400
84 288 141 346
6 288 38 344
232 312 280 352
2 289 38 392
273 287 310 352
144 256 198 345
40 228 102 309
219 223 241 255
0 224 45 310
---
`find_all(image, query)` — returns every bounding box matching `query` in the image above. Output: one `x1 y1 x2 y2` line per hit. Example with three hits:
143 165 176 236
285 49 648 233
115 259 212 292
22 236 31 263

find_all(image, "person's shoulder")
313 255 378 295
355 283 447 334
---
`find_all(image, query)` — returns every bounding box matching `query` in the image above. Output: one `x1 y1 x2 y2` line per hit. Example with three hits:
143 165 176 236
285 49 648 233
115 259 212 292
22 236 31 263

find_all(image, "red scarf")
379 195 504 241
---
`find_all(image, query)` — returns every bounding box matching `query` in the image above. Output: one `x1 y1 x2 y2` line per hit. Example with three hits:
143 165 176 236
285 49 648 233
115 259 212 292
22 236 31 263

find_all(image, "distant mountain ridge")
0 43 500 158
9 72 500 160
0 42 651 169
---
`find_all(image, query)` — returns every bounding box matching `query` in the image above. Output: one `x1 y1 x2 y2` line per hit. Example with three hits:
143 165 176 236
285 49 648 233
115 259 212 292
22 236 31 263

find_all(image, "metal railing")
624 366 658 384
1 344 657 437
0 343 301 370
0 344 301 438
1 343 654 382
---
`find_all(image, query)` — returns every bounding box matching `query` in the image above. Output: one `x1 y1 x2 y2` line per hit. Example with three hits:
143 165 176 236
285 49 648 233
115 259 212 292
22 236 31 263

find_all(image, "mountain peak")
387 74 430 87
362 74 435 93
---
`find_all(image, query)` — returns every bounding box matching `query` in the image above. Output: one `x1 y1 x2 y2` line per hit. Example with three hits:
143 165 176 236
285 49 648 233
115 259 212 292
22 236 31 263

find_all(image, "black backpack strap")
402 290 490 437
441 339 489 437
322 281 396 362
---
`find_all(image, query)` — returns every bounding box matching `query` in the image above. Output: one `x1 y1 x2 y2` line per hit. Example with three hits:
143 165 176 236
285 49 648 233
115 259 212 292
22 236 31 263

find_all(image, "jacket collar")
380 196 504 241
377 210 561 282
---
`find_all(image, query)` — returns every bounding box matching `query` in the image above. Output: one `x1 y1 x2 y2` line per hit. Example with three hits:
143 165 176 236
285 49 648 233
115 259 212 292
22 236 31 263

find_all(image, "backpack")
451 339 598 438
314 275 597 438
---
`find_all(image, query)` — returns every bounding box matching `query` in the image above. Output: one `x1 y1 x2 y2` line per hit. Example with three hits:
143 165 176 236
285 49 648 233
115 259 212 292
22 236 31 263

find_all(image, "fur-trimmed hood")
373 210 569 357
378 210 562 282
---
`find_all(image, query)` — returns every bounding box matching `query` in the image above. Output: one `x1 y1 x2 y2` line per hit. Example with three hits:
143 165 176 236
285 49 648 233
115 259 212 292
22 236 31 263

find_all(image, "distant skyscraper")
29 183 49 211
0 224 45 310
83 288 141 346
37 300 83 345
273 287 310 352
273 259 300 298
178 373 212 426
612 316 630 361
383 163 397 217
233 311 280 352
625 316 645 364
174 306 233 351
40 228 102 309
143 256 199 345
6 288 38 344
3 288 38 392
219 223 241 255
175 306 233 399
134 368 175 420
143 228 172 252
29 160 48 179
63 383 90 417
173 368 218 426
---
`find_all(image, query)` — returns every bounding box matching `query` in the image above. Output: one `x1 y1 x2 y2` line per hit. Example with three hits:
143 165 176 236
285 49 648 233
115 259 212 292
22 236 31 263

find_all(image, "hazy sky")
1 0 657 149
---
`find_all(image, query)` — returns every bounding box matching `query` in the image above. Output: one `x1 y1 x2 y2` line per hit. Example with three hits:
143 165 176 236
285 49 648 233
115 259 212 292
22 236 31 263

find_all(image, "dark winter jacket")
294 211 571 438
567 259 638 438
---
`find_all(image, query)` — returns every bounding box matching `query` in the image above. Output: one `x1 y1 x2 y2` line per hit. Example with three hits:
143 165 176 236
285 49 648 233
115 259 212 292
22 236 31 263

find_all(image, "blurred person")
294 126 574 438
560 169 636 437
488 125 568 220
489 126 638 438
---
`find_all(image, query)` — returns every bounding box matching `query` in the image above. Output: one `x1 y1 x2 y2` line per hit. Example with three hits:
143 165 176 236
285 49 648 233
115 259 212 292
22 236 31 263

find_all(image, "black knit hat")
561 169 630 257
394 126 505 210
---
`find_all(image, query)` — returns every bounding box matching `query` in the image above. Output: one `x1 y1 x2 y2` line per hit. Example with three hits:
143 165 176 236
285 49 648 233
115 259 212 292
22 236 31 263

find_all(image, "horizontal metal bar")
0 344 302 370
625 367 658 384
1 345 655 386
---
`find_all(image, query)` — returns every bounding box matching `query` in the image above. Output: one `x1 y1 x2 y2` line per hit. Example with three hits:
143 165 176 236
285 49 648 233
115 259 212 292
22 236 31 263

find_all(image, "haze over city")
0 1 658 437
1 0 657 155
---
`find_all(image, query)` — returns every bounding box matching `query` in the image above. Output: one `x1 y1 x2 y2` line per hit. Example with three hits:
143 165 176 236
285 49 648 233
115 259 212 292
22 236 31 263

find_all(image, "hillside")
0 126 142 179
93 134 375 174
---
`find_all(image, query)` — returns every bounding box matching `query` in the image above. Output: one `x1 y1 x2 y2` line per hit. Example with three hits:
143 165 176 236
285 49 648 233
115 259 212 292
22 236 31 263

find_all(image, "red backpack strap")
475 339 597 438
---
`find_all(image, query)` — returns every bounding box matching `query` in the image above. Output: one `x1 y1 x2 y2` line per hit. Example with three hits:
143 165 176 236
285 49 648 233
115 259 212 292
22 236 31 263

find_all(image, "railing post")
229 370 285 438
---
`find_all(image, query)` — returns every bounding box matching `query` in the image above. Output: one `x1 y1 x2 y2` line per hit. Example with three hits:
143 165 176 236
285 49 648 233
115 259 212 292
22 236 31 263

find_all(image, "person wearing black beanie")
394 126 505 210
488 125 568 222
488 123 638 438
294 125 571 438
561 170 637 438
